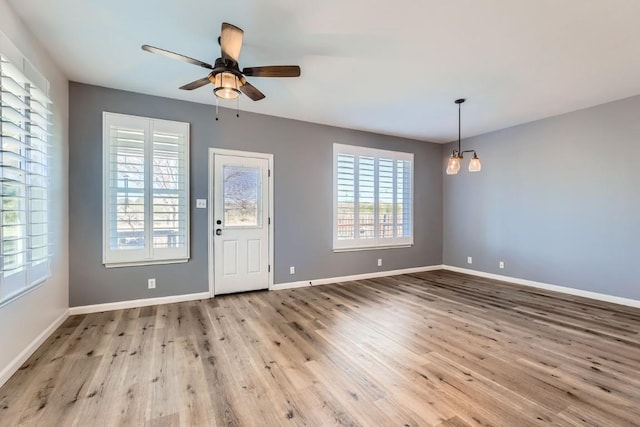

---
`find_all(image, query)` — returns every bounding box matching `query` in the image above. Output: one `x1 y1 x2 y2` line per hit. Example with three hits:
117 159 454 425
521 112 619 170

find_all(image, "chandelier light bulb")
446 155 461 175
468 153 482 172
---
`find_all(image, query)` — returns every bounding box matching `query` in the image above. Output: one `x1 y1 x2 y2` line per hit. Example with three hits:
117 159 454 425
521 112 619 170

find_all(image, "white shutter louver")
358 156 375 240
396 159 411 238
378 157 394 239
152 130 187 249
109 126 146 251
336 153 355 240
1 54 52 305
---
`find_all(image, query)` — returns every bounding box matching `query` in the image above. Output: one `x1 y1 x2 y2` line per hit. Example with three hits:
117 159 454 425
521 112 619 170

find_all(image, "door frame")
208 148 274 297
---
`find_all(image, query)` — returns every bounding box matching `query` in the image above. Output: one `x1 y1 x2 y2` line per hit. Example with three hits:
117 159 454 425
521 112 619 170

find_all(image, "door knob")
216 229 222 236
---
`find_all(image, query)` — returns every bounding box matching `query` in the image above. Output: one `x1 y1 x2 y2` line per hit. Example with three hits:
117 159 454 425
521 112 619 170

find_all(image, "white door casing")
209 149 273 296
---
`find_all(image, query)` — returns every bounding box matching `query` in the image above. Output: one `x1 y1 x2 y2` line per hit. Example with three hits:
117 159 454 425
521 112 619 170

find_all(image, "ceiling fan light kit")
212 72 241 100
142 22 301 106
446 98 482 175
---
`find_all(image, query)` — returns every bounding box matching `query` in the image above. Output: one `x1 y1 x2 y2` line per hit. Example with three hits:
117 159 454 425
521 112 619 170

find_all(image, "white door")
213 154 270 295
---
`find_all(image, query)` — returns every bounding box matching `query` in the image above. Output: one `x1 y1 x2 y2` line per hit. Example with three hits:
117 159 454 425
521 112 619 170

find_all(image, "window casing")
333 143 413 251
103 112 190 267
0 54 52 306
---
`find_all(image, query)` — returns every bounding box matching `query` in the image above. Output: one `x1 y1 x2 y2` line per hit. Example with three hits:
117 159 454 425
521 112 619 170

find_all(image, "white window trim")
102 112 190 268
333 143 414 251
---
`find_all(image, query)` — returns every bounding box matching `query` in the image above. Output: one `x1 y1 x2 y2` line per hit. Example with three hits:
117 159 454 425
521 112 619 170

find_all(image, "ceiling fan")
142 22 301 101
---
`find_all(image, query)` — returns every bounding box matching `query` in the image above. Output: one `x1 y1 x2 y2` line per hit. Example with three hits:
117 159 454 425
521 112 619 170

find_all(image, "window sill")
0 278 48 309
333 244 413 253
104 258 189 268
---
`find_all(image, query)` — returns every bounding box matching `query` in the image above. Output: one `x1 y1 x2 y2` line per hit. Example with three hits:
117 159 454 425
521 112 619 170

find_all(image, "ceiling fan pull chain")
236 97 240 118
215 97 219 121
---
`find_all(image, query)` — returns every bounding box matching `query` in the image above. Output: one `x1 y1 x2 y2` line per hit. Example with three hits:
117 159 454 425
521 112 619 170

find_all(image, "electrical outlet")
467 257 473 264
289 266 295 275
148 278 156 289
499 261 505 269
377 258 382 267
196 199 207 209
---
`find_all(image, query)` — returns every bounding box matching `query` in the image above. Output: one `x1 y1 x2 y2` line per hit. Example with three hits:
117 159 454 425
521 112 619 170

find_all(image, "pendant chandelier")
446 98 481 175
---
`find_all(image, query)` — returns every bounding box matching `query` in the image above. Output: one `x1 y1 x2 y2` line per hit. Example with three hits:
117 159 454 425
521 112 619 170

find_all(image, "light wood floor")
1 270 639 426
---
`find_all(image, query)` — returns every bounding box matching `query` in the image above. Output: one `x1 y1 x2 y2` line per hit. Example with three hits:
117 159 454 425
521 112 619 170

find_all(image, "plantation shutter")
152 125 187 252
396 159 412 238
336 153 356 240
1 54 52 305
358 156 375 240
333 144 413 250
107 119 146 257
377 157 394 240
103 113 189 267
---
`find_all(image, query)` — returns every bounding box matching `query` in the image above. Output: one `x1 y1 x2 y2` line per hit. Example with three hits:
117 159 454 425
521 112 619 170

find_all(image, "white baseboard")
442 265 640 309
0 309 70 388
69 291 211 315
271 265 444 291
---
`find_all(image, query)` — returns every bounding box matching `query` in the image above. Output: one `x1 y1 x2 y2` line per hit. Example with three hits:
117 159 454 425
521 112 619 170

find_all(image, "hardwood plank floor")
1 270 639 426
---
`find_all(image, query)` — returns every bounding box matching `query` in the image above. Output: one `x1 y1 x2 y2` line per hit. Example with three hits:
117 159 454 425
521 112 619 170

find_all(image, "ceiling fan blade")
220 22 244 62
239 77 265 101
141 45 213 69
179 76 212 90
242 66 301 78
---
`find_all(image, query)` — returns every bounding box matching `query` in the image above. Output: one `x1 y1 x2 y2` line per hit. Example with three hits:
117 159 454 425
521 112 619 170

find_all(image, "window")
333 143 413 250
103 112 190 267
0 54 52 306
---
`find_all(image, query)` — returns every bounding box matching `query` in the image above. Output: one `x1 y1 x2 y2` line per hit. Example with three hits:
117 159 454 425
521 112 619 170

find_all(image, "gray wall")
443 95 640 300
69 82 443 306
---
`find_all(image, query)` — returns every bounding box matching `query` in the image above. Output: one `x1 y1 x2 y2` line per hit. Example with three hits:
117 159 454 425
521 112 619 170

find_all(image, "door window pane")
223 166 261 227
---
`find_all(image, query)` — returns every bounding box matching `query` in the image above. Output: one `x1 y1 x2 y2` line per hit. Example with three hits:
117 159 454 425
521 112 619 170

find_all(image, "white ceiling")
7 0 640 143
